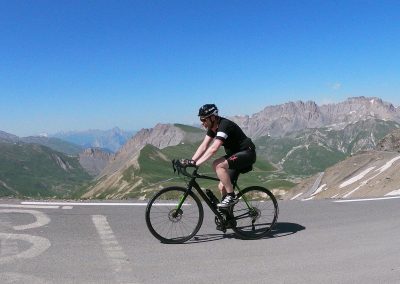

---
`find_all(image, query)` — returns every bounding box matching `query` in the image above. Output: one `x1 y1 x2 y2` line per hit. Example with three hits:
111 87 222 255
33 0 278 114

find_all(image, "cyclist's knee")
213 158 228 171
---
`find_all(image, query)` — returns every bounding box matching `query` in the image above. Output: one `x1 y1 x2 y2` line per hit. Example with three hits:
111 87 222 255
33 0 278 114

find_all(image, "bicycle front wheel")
145 186 204 244
231 186 278 239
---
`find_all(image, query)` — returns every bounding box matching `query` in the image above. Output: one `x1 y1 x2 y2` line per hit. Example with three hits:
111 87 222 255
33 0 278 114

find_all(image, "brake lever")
172 159 177 174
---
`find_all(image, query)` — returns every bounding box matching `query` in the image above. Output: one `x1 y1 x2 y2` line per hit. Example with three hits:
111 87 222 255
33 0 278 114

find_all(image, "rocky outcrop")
376 129 400 152
79 148 114 176
231 97 400 138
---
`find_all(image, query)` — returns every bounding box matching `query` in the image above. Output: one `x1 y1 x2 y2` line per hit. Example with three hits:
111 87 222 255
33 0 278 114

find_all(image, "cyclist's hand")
179 159 196 167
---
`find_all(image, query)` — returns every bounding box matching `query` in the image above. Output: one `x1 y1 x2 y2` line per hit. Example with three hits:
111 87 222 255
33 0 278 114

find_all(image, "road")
1 197 400 283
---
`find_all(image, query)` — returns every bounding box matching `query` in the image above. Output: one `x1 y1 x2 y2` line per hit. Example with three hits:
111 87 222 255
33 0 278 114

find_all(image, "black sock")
228 192 235 198
221 194 227 201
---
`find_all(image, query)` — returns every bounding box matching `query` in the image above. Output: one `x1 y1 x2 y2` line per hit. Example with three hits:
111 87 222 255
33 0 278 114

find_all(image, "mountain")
82 124 207 198
0 142 91 198
287 126 400 200
2 96 400 200
255 119 400 175
21 136 84 156
288 150 400 200
51 127 136 152
79 97 400 200
0 130 19 143
376 128 400 152
231 97 400 138
78 148 114 176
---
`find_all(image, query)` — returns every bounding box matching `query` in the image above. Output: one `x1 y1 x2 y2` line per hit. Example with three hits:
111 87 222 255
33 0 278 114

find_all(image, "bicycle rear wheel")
145 186 204 244
231 186 278 239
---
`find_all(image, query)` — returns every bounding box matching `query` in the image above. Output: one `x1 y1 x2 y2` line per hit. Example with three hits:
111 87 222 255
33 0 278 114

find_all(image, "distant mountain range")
231 97 400 138
82 96 400 200
2 96 400 199
50 127 136 153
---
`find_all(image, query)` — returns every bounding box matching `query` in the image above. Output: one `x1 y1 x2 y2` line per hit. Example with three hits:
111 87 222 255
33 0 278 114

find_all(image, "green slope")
0 142 91 198
120 142 287 199
255 119 400 176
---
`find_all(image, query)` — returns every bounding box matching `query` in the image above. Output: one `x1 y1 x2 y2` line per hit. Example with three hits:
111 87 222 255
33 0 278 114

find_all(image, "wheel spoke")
231 186 278 239
145 187 203 243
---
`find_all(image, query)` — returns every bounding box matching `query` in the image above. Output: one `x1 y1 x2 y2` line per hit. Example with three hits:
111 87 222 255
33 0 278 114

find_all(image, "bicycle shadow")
184 222 306 244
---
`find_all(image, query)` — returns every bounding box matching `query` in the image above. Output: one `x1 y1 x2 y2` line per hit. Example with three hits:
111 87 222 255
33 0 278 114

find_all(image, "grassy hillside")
0 142 91 198
119 142 292 199
21 136 84 156
255 119 400 176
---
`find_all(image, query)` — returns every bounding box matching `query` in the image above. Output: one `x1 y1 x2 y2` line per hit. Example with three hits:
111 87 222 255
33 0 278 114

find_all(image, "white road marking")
0 209 51 231
61 206 73 209
22 201 149 206
21 201 190 206
0 233 51 264
92 215 133 283
334 196 400 203
0 204 59 209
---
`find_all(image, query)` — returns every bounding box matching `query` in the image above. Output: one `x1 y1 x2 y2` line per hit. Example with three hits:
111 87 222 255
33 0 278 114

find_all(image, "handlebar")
172 159 199 178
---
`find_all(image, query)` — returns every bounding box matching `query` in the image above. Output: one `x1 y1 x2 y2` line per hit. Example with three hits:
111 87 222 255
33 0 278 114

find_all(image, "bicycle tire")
145 186 204 244
231 186 278 239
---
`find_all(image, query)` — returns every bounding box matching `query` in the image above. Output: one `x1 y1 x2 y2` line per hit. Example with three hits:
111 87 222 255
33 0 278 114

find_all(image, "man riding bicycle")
189 104 256 208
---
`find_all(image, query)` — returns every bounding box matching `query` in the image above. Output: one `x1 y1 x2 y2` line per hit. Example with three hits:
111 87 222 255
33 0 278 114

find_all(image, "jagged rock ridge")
231 97 400 138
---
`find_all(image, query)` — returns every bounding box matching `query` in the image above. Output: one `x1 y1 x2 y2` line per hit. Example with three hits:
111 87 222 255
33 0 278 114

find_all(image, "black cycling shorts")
224 149 256 182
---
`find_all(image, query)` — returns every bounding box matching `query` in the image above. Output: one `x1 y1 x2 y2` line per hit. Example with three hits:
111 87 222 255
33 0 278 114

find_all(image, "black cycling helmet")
198 104 218 118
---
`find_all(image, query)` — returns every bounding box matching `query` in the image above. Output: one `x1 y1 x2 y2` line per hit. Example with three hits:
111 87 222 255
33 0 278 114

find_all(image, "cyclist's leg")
217 169 239 199
213 157 234 194
227 149 256 172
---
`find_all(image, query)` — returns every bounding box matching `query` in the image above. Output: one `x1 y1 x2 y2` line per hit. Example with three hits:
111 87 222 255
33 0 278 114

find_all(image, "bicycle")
145 159 279 244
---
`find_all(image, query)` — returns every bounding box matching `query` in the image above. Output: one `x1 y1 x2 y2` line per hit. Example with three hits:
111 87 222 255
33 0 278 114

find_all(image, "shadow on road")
269 222 306 238
184 222 306 244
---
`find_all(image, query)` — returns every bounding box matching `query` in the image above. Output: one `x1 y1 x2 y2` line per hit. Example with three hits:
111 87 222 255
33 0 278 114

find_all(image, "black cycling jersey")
207 117 255 155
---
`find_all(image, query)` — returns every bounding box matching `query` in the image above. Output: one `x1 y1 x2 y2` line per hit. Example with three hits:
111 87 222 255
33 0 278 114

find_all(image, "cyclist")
189 104 256 208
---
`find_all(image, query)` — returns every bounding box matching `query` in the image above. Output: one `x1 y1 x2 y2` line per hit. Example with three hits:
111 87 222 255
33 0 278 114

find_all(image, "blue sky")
1 1 399 136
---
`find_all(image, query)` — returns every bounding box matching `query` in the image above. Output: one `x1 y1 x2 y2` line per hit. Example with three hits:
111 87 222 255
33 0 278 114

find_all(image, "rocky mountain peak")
231 96 400 138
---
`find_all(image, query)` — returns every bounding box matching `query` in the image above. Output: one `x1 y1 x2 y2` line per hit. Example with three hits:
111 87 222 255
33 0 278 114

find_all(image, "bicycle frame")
146 161 279 243
174 165 252 224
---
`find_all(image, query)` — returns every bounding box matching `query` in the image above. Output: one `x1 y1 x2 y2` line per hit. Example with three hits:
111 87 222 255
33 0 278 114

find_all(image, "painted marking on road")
92 215 134 283
22 201 149 206
0 209 51 230
61 206 73 209
0 204 59 209
334 196 400 203
21 201 190 206
0 233 51 264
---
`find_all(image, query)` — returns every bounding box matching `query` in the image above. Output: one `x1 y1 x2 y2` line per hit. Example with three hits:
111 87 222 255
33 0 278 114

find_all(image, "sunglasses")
200 117 208 123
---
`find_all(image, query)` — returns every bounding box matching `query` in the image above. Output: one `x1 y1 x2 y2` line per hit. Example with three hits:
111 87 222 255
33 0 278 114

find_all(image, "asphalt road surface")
1 197 400 283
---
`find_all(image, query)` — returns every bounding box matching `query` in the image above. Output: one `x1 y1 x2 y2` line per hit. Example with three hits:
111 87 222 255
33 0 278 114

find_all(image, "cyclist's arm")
195 138 223 166
192 135 213 162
